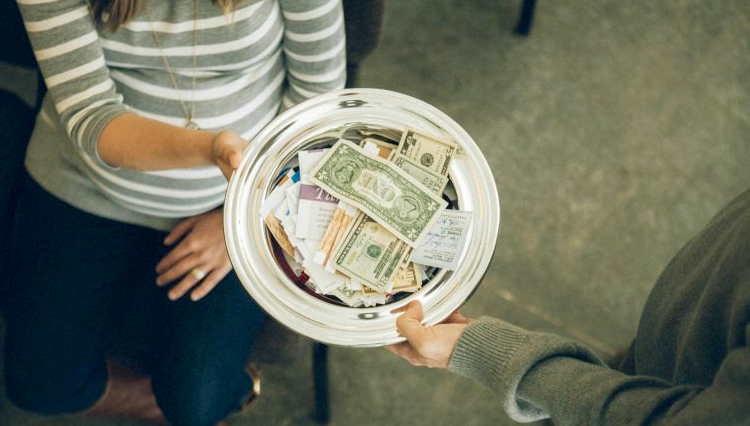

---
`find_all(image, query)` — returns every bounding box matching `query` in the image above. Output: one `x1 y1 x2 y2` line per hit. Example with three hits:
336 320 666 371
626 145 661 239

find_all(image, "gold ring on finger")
190 267 207 280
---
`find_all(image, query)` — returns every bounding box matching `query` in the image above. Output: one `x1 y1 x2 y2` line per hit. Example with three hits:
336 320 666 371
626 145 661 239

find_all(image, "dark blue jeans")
2 175 265 426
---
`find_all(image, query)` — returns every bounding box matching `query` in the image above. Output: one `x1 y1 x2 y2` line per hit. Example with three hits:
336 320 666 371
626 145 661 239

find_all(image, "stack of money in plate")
259 127 473 307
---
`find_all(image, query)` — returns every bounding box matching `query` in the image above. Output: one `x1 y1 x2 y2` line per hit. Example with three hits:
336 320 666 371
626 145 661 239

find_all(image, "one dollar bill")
397 127 458 176
391 153 449 195
309 140 447 246
332 214 410 292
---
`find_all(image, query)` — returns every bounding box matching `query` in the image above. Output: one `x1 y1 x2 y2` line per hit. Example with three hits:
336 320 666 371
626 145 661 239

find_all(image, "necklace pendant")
185 120 200 130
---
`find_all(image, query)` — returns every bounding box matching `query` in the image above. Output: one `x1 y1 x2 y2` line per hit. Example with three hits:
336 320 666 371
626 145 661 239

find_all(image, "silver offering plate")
224 89 500 347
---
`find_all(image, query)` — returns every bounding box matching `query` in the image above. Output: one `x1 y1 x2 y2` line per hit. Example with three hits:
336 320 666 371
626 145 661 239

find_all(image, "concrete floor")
2 0 749 425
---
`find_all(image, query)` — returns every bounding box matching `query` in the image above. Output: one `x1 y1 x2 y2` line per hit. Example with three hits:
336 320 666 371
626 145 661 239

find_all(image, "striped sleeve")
279 0 346 107
16 0 128 165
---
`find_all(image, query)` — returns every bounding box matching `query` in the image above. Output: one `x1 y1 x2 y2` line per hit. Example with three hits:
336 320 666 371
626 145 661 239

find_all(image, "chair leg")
345 62 360 89
514 0 537 36
312 343 330 424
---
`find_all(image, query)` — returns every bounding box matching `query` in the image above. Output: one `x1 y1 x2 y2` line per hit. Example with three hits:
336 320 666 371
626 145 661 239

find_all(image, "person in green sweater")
388 188 750 425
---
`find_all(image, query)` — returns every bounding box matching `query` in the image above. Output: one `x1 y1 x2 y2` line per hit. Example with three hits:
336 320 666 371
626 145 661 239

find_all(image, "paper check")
412 209 473 270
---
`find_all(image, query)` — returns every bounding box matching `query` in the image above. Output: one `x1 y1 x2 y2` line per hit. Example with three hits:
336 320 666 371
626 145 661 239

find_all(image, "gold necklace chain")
144 0 200 129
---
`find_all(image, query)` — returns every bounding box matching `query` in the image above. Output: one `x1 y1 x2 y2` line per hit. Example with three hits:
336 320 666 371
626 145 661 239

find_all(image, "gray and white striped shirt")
18 0 345 230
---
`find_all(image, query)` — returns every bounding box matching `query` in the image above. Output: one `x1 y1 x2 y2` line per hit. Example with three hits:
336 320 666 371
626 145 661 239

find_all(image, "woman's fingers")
189 264 231 301
156 233 195 276
167 266 209 300
211 131 248 180
168 267 206 301
155 209 230 300
226 149 243 170
156 240 193 276
217 160 234 181
164 216 198 246
156 252 200 287
168 261 230 301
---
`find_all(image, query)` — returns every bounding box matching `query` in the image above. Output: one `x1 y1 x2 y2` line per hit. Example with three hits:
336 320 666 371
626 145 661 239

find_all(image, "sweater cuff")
447 317 548 422
448 317 528 386
447 316 609 423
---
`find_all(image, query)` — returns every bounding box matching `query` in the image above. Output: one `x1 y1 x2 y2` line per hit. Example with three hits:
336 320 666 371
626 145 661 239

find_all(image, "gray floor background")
2 0 749 425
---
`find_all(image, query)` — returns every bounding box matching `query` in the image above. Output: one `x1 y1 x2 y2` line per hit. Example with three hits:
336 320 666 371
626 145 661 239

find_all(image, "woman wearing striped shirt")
4 0 345 424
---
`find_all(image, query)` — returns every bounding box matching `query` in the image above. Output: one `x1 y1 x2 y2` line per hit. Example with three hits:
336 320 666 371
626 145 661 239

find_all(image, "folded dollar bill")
391 153 449 195
397 127 458 176
331 214 410 292
309 140 447 247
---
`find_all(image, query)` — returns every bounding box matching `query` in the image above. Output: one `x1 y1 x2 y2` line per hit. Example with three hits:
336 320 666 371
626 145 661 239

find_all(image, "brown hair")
91 0 241 32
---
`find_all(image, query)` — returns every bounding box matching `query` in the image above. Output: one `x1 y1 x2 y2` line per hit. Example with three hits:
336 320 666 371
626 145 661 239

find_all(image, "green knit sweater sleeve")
448 318 750 425
448 188 750 425
447 317 606 422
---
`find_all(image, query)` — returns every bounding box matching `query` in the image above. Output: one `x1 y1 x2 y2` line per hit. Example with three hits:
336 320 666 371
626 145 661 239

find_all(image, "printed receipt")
411 210 473 270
